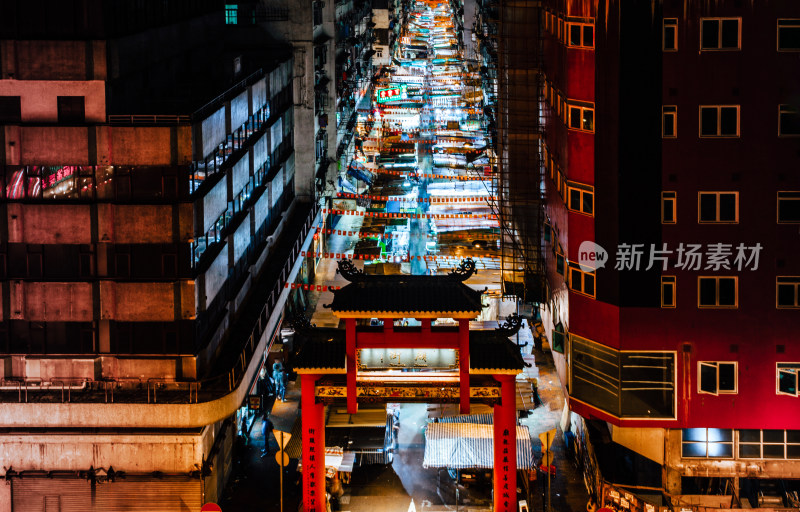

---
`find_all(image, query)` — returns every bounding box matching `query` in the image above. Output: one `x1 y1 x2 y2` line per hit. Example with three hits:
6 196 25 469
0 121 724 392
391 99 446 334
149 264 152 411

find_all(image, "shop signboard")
248 394 261 410
376 84 408 103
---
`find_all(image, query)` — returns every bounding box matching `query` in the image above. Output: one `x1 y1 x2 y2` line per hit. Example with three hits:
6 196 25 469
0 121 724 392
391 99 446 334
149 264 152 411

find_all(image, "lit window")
777 277 800 309
779 104 800 136
661 191 676 223
568 22 594 48
698 276 738 308
662 105 677 138
682 428 734 458
698 191 738 223
777 363 800 397
567 103 594 132
777 191 800 223
698 362 737 395
225 4 238 24
739 430 800 459
700 18 741 50
699 105 739 137
661 276 676 308
663 18 678 51
567 181 594 216
568 262 595 298
777 19 800 51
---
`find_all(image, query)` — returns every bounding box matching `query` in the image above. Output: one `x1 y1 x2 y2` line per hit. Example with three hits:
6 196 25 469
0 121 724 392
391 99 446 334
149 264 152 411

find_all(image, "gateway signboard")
356 348 458 370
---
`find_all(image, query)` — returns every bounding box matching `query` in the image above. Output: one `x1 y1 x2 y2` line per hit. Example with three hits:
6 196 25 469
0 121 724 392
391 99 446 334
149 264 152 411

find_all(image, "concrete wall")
1 40 107 81
199 107 227 160
0 80 106 123
230 90 250 130
0 433 202 473
6 203 92 244
204 247 229 308
253 131 269 170
19 282 93 322
232 213 252 264
231 151 251 197
252 77 267 110
202 178 229 235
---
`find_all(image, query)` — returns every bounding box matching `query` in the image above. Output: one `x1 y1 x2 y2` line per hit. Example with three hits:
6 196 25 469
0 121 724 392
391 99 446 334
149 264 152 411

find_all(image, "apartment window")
778 192 800 223
682 428 733 458
551 323 566 354
698 276 738 308
661 276 676 308
568 23 594 48
777 19 800 51
567 182 594 216
663 18 678 51
700 106 739 137
568 262 595 298
0 96 21 123
567 103 594 132
662 191 677 223
225 4 238 24
57 96 85 123
779 105 800 136
698 192 738 223
777 363 800 396
556 252 565 276
740 430 800 459
777 277 800 308
700 18 741 50
699 362 737 395
663 106 677 137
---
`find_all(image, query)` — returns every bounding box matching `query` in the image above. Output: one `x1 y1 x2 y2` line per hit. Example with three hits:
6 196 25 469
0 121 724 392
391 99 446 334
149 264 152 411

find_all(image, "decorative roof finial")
448 257 477 281
336 258 366 282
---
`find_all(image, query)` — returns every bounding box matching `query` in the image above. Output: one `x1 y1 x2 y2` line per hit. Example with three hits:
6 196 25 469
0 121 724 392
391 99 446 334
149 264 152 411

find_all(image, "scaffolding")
475 0 545 303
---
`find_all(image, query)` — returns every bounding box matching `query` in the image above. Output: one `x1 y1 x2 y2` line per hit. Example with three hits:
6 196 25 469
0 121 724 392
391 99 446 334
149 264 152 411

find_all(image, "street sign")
376 84 408 103
247 395 261 410
541 450 555 466
275 450 290 466
539 428 557 450
276 430 292 449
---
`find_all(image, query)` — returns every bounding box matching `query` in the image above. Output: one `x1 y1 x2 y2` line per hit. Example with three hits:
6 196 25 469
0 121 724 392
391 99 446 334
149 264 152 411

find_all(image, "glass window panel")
570 107 581 129
779 370 797 395
664 26 676 50
700 364 718 393
718 278 736 306
721 19 739 48
778 23 800 50
780 109 800 135
708 429 733 442
584 274 595 296
739 444 761 458
583 25 594 47
683 428 708 443
570 268 581 290
699 278 717 305
719 194 737 221
763 430 784 443
718 363 736 391
702 20 719 48
569 189 581 210
663 113 675 137
707 442 733 457
720 107 738 136
763 444 785 459
700 108 718 135
778 197 800 222
739 429 761 443
663 198 675 222
583 192 593 214
788 444 800 459
663 283 675 307
583 109 594 131
682 442 707 458
787 430 800 443
777 284 795 306
570 24 581 45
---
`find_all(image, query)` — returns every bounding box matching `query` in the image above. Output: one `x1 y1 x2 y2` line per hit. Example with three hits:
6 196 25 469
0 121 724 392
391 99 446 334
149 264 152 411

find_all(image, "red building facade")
539 0 800 504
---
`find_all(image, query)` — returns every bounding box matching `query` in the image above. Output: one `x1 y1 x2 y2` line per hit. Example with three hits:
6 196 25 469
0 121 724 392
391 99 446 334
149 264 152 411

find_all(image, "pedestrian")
261 413 274 457
276 368 288 402
532 377 542 407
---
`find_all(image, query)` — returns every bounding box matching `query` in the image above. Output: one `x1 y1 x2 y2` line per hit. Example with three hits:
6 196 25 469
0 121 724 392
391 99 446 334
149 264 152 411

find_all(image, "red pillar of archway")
458 319 470 414
493 374 517 512
345 318 358 414
301 373 326 512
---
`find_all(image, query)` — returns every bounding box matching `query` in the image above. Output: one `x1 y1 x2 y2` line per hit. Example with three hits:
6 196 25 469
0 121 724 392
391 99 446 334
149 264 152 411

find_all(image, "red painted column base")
493 374 517 512
301 374 326 512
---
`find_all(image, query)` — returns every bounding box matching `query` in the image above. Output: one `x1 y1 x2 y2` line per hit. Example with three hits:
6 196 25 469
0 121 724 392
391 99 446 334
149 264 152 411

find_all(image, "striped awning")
422 423 534 469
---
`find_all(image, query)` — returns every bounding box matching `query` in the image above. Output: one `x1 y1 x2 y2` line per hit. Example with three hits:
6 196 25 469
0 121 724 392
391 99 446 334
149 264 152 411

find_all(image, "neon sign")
376 84 408 103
